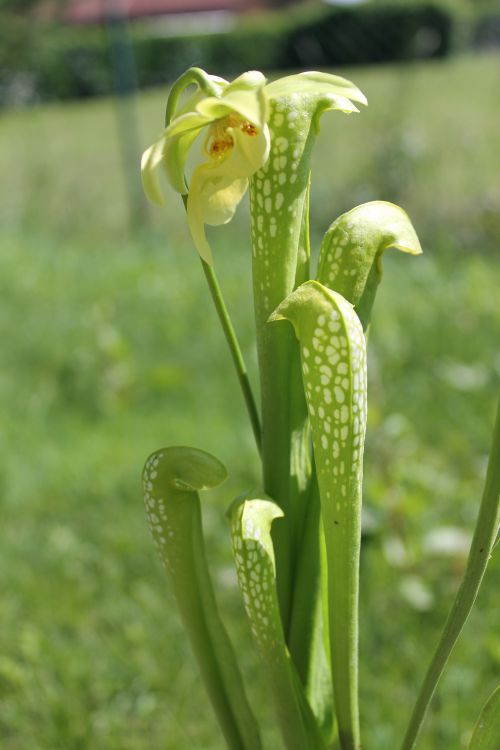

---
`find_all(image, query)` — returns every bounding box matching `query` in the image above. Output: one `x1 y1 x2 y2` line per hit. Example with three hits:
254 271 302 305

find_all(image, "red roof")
61 0 269 25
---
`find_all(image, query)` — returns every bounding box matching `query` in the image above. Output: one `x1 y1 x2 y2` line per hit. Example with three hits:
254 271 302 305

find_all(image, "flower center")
205 113 258 159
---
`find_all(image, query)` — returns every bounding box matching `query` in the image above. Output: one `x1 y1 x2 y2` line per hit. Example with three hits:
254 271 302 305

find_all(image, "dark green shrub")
473 12 500 49
286 3 453 68
0 1 471 106
36 27 111 100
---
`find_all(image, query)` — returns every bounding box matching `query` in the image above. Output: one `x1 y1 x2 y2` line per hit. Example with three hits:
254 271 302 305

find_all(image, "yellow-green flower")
141 70 270 264
141 67 367 265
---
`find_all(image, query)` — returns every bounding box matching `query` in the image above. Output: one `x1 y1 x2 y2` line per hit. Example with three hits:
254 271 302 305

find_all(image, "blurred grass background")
1 45 499 750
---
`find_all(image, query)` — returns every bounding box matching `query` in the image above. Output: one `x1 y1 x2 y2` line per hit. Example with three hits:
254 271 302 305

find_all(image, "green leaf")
143 447 261 750
140 136 169 206
316 201 422 330
143 68 271 264
266 71 367 107
469 686 500 750
271 281 368 750
249 78 364 629
287 473 335 745
230 497 326 750
187 163 248 265
140 117 207 204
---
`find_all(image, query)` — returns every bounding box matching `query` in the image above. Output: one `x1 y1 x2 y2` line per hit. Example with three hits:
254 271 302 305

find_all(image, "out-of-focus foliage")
2 0 500 106
0 54 499 748
0 0 38 10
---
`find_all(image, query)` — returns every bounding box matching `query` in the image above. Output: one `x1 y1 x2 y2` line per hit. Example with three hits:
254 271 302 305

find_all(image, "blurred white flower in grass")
437 359 489 392
423 526 471 558
399 575 435 612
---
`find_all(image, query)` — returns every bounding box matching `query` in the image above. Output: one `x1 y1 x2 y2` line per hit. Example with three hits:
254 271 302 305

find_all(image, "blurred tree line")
1 0 34 8
1 0 499 106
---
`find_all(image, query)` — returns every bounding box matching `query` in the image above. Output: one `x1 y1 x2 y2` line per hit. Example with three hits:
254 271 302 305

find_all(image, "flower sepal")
141 69 270 264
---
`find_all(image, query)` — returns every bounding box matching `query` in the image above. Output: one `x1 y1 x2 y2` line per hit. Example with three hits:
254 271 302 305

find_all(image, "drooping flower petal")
163 127 204 194
192 164 249 227
187 161 249 263
141 111 211 203
142 69 271 262
224 123 271 178
226 69 267 94
142 67 368 266
166 110 213 139
184 113 270 262
141 137 168 206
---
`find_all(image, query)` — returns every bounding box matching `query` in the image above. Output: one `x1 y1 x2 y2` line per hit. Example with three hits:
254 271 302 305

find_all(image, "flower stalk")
200 258 262 453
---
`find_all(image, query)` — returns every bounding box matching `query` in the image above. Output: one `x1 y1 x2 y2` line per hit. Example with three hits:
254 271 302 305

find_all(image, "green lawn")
0 53 499 749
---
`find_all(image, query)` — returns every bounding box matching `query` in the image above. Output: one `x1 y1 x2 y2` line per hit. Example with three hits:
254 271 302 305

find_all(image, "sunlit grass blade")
271 281 367 750
143 446 261 750
230 496 326 750
316 200 422 330
469 685 500 750
400 395 500 750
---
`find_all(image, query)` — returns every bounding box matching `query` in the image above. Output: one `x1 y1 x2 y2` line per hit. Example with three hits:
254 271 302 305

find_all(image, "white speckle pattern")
142 451 179 572
231 501 284 661
249 98 317 326
231 499 319 747
297 289 367 531
275 281 367 745
317 223 354 294
142 452 264 748
316 202 421 314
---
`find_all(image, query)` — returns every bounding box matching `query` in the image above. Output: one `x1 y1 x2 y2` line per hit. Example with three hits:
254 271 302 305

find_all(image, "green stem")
250 157 313 629
288 469 335 744
400 394 500 750
180 194 261 454
270 283 367 750
200 258 262 455
288 472 320 678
